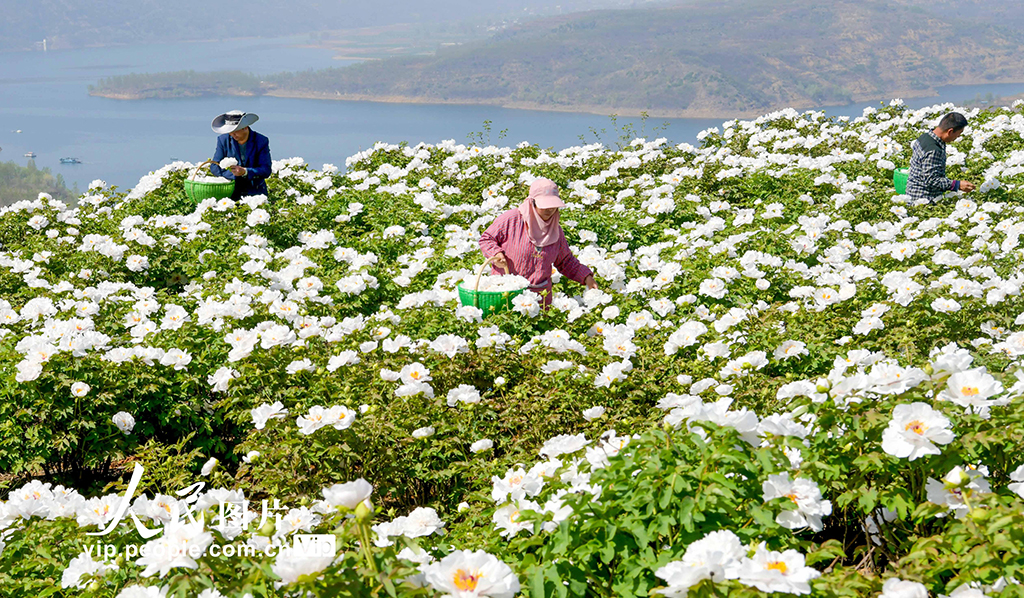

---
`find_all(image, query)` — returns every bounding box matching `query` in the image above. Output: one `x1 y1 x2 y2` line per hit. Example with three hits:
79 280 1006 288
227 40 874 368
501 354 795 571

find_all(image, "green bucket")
458 285 525 318
184 178 235 203
458 258 526 318
893 167 909 195
184 160 235 204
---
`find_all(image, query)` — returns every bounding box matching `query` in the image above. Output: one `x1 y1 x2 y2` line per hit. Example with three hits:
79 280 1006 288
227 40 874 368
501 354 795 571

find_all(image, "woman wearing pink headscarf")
479 178 598 304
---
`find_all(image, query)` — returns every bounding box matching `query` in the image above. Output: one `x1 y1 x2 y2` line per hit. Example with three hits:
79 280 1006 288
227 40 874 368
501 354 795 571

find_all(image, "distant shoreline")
89 78 1024 119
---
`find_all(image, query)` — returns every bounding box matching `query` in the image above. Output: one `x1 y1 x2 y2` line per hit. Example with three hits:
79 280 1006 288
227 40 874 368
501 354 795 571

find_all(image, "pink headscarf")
518 178 564 248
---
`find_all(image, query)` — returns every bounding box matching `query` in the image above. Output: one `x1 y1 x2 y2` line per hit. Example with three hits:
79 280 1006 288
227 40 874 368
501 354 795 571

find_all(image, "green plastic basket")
893 167 909 195
458 257 526 318
184 160 235 203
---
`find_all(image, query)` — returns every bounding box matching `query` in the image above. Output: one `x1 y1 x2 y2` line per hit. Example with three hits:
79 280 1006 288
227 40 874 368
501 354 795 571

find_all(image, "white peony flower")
207 367 239 392
539 433 590 459
941 584 990 598
159 348 191 371
246 209 270 227
492 499 540 538
322 478 373 509
931 298 962 313
491 467 543 504
1008 464 1024 498
400 362 432 384
200 458 218 476
733 543 819 595
135 519 214 578
471 438 494 453
422 549 520 598
271 550 334 585
880 403 955 461
447 384 482 407
926 466 992 519
251 401 288 430
698 278 727 299
112 411 135 434
394 506 445 538
125 254 150 272
115 586 168 598
761 473 832 532
773 340 808 360
939 367 1004 414
61 548 119 589
511 291 542 317
654 530 745 596
879 578 929 598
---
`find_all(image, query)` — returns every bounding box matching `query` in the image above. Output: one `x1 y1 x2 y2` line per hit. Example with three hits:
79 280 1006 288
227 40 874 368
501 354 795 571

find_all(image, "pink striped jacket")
478 209 593 302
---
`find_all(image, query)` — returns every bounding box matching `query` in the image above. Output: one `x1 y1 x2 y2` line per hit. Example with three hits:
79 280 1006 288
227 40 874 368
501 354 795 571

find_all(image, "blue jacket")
209 129 272 199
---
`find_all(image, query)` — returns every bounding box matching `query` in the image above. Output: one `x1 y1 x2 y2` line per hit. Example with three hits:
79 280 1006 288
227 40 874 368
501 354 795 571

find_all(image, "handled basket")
893 167 909 195
457 256 526 318
183 159 235 204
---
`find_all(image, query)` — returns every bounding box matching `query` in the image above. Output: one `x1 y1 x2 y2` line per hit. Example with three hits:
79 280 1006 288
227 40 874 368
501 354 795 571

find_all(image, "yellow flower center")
411 372 421 380
453 569 482 591
785 493 799 504
905 420 926 435
961 386 979 397
766 561 788 574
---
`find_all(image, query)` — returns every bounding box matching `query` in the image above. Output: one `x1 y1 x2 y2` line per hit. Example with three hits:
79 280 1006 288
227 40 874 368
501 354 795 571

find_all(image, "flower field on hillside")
3 100 1024 597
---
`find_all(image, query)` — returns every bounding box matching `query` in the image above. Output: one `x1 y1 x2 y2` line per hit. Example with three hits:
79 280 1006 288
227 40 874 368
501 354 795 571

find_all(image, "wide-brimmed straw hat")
211 110 259 134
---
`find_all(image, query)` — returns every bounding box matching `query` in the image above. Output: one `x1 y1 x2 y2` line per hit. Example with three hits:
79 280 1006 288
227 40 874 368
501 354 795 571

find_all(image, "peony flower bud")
354 500 373 522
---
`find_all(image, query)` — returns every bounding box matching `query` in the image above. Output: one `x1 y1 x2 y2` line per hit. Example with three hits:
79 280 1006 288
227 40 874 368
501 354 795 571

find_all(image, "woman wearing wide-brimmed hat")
208 110 272 199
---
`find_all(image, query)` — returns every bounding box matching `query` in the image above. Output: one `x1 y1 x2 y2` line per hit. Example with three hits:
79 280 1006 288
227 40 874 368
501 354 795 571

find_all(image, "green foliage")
89 71 264 100
0 161 76 208
467 121 509 146
577 112 671 150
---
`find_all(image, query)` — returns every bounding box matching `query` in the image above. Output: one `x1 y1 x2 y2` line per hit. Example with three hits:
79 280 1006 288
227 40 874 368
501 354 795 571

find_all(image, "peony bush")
3 99 1024 596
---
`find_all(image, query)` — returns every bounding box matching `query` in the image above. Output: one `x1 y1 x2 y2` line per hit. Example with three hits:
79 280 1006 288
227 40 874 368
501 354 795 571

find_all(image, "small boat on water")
24 152 37 158
60 157 81 164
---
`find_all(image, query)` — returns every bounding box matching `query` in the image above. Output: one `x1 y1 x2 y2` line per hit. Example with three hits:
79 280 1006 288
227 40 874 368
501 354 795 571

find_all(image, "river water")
2 36 1024 192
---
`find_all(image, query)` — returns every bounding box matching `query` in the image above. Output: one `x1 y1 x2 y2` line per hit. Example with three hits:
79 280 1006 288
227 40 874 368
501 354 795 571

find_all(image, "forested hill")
0 161 77 207
0 0 654 52
258 0 1024 116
